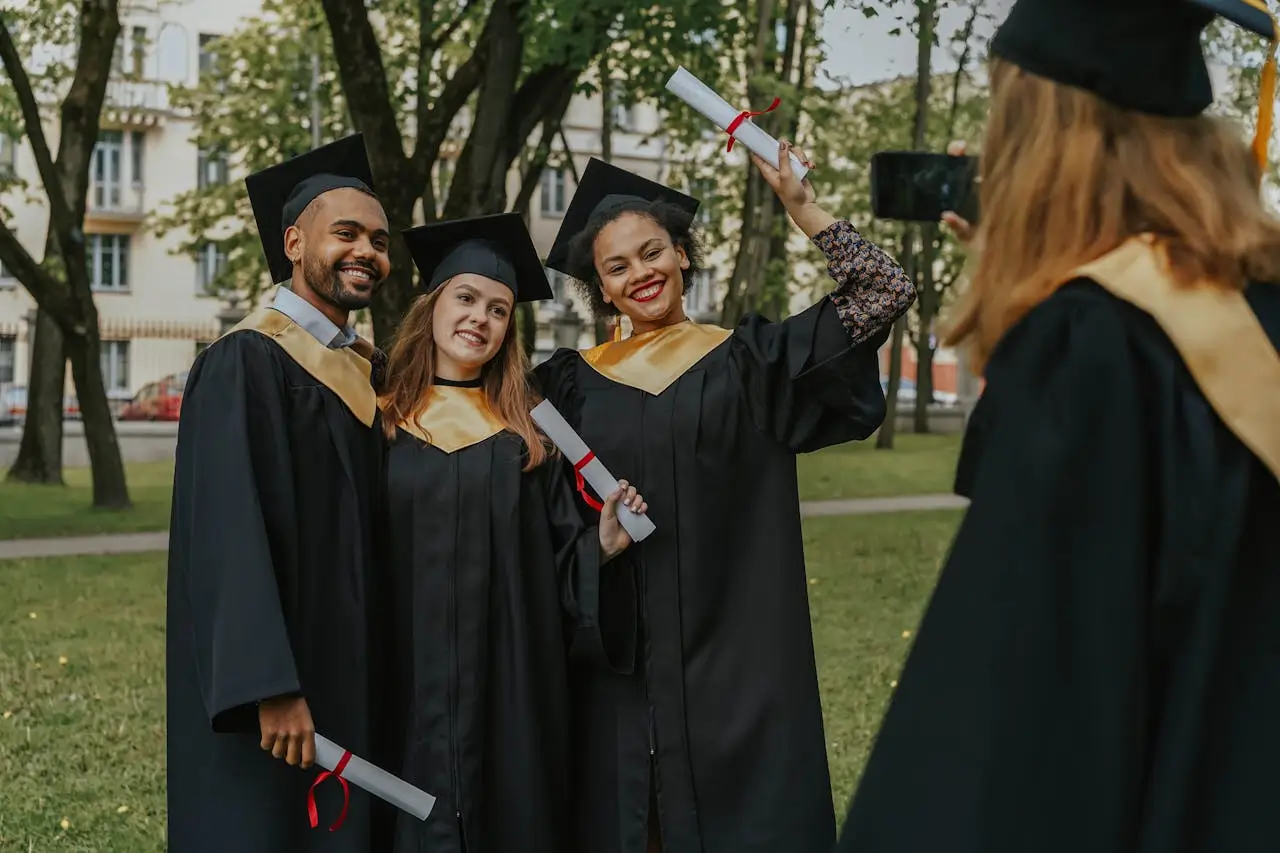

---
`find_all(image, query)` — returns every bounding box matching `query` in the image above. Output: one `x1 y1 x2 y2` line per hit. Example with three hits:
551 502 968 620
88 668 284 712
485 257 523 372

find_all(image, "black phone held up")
869 151 980 224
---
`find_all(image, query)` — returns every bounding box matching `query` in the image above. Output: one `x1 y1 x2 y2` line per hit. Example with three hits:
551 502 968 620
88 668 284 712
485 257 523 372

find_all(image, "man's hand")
259 695 316 768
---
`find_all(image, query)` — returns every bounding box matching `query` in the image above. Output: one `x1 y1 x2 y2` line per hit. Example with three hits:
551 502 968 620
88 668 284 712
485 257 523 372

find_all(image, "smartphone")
869 152 980 224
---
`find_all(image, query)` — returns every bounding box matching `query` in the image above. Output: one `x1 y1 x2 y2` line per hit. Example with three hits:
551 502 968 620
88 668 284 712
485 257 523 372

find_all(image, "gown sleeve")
170 331 303 734
541 453 638 675
730 220 916 453
836 287 1157 853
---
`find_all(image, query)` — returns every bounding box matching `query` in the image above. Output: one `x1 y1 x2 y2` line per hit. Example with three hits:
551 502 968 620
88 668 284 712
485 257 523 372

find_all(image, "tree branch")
318 0 409 180
414 30 488 168
0 14 76 259
0 222 64 313
424 0 477 56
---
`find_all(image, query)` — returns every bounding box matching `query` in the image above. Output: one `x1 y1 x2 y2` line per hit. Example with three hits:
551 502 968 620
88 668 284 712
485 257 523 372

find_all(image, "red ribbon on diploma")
307 750 352 832
725 97 781 152
573 451 604 512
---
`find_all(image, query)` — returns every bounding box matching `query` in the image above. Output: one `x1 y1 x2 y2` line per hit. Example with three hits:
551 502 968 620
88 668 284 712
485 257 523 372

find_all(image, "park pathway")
0 493 969 561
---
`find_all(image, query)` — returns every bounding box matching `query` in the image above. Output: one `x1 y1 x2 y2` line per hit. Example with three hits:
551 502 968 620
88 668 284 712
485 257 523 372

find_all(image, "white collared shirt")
269 285 358 349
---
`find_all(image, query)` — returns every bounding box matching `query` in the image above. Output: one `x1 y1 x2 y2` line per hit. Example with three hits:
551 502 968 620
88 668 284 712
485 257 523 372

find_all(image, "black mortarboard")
545 158 701 278
402 212 553 304
245 134 378 284
991 0 1275 118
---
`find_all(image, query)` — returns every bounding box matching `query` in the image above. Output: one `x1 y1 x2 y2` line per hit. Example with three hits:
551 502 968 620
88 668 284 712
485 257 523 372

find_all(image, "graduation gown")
380 379 606 853
533 220 916 853
166 308 388 853
836 238 1280 853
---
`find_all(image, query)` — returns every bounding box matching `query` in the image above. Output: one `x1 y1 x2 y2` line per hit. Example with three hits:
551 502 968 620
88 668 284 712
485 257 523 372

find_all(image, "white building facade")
0 0 679 403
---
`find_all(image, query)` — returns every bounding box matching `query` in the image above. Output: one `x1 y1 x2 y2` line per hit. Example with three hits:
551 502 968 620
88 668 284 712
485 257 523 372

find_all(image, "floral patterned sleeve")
810 219 916 347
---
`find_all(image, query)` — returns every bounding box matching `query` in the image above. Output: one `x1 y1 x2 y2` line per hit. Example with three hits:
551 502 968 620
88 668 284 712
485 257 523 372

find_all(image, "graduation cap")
545 158 701 279
991 0 1277 171
402 212 553 303
245 134 378 284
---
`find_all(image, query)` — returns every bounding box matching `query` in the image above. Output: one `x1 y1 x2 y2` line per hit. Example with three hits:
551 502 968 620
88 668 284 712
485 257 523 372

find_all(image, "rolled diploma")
314 734 435 821
665 65 809 181
531 399 657 543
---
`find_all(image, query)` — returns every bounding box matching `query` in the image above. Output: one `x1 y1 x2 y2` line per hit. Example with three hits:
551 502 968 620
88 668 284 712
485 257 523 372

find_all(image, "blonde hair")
944 59 1280 373
378 286 552 471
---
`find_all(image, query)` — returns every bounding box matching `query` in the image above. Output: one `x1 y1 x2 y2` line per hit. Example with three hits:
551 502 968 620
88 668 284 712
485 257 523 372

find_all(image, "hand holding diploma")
750 140 837 240
307 734 436 831
599 480 649 562
664 65 810 180
531 399 657 543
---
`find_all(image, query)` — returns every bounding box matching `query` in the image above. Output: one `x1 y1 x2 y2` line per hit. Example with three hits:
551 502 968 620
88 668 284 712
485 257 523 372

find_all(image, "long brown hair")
378 284 552 471
944 58 1280 373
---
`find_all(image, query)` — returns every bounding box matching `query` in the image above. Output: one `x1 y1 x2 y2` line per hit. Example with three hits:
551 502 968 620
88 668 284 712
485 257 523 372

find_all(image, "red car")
118 372 186 421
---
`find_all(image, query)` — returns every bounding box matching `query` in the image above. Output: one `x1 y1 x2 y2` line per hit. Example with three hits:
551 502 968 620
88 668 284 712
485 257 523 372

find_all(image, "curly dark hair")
564 199 705 319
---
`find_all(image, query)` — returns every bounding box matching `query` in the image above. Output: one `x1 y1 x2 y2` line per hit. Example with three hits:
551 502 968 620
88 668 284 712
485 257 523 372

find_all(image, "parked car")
0 384 82 426
118 372 185 421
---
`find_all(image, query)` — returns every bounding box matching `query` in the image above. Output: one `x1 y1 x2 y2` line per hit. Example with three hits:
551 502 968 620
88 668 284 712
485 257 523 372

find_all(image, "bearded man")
166 134 395 853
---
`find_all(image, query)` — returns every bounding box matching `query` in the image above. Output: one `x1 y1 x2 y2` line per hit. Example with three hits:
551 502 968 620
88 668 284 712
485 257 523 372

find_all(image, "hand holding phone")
870 147 980 226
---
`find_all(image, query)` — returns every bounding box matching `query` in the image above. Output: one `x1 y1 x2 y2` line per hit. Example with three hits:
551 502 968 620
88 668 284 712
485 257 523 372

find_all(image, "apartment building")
0 0 681 402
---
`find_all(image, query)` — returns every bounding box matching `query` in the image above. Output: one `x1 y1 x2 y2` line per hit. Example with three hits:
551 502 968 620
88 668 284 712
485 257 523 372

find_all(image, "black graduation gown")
379 381 605 853
166 308 388 853
534 297 890 853
836 276 1280 853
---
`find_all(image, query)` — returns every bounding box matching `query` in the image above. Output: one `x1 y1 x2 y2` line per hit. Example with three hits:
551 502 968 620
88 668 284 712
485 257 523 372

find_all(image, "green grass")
0 508 962 849
797 433 963 502
0 434 961 542
0 463 175 541
0 552 169 852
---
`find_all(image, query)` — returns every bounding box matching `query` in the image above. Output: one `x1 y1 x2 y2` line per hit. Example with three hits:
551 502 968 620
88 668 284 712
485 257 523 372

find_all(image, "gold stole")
396 385 506 453
1072 237 1280 482
582 320 733 396
230 308 376 427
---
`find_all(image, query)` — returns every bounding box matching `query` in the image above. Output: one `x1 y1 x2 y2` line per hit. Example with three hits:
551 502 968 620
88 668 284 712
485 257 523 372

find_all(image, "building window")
609 83 634 132
196 242 228 293
540 168 566 217
100 340 130 393
88 234 130 291
130 26 147 77
0 335 14 384
0 133 14 178
198 33 219 78
91 130 123 209
544 267 569 303
686 269 716 315
197 147 228 189
130 131 145 187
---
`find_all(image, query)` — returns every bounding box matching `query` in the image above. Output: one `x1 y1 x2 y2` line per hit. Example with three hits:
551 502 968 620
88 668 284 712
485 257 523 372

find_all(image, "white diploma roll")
314 734 436 821
531 399 657 543
664 65 810 181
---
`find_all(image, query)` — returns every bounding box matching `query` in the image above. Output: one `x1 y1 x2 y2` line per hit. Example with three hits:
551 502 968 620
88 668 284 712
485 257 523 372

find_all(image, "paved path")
0 494 968 561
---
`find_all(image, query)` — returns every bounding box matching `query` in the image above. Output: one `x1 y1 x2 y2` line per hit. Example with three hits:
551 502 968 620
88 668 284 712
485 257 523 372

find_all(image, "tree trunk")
763 0 810 320
912 221 937 432
65 325 129 508
7 307 66 484
876 227 914 450
720 0 779 326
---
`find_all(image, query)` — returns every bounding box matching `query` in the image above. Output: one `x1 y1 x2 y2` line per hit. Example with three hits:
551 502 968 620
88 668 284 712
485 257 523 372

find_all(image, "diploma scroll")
665 66 810 181
531 399 657 543
311 734 435 829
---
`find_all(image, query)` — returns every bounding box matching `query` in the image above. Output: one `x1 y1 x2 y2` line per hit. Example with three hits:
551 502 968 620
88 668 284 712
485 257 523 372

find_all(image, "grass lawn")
0 433 962 541
0 508 961 850
0 462 175 541
797 433 963 502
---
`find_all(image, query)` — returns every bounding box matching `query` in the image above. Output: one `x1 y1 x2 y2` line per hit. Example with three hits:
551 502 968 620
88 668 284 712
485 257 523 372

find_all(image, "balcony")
85 181 147 228
102 79 169 127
